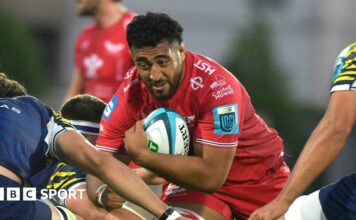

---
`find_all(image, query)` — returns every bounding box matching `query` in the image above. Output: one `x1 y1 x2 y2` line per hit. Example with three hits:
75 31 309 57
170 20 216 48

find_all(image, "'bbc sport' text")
0 187 85 201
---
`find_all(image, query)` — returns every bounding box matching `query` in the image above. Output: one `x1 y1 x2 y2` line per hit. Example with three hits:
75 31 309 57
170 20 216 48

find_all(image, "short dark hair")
127 12 184 49
0 73 27 98
60 94 106 123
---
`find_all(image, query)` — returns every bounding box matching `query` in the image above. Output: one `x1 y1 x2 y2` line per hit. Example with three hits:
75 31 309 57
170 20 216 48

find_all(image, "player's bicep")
193 142 235 185
96 94 132 153
327 91 356 127
194 102 241 148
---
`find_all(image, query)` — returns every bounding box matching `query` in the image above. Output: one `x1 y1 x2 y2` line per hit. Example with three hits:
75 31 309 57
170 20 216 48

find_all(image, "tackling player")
31 94 143 219
0 73 187 220
87 12 290 220
65 0 135 103
248 43 356 220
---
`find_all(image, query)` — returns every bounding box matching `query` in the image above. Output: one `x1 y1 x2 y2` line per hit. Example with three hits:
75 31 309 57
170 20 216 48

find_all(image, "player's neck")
95 4 126 28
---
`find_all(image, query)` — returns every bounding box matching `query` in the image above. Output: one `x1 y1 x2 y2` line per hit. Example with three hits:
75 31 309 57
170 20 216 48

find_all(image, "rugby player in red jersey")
65 0 135 103
87 12 290 220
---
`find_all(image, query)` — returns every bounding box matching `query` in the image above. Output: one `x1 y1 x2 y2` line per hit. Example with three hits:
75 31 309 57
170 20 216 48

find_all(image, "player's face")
76 0 98 16
131 41 186 100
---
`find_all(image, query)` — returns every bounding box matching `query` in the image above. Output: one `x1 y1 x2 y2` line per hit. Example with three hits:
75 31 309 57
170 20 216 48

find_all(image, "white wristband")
95 184 107 207
166 210 182 220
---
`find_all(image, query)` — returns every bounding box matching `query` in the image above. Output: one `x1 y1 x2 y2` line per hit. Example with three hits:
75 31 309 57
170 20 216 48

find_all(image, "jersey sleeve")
194 74 245 148
331 43 356 92
95 86 136 153
46 110 75 160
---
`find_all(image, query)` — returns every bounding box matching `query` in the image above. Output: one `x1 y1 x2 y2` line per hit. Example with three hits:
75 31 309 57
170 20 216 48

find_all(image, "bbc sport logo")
0 187 84 201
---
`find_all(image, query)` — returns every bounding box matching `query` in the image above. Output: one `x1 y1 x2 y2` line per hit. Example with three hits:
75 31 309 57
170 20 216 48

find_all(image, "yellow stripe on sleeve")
61 177 85 189
334 76 355 83
49 171 76 180
340 71 356 76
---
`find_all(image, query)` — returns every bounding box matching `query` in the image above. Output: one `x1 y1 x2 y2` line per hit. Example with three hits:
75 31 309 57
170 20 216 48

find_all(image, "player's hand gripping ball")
143 108 190 155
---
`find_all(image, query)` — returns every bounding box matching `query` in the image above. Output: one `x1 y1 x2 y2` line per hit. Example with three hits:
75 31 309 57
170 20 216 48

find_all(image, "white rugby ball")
143 108 190 156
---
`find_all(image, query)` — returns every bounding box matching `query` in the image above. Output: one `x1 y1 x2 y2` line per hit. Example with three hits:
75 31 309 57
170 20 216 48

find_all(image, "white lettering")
75 188 86 200
193 60 216 75
23 187 36 201
40 189 48 199
0 188 4 201
212 85 234 99
7 187 20 201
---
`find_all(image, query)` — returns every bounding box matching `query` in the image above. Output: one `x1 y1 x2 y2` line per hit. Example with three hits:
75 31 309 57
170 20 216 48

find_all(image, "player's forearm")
276 116 350 205
134 151 222 193
95 154 169 217
86 174 105 203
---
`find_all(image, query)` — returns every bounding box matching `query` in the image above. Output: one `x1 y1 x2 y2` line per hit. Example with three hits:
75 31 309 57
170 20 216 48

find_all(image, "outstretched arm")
55 131 169 218
249 91 356 220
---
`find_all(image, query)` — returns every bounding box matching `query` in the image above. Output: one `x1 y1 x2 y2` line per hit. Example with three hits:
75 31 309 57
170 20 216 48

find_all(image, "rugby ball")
143 108 190 156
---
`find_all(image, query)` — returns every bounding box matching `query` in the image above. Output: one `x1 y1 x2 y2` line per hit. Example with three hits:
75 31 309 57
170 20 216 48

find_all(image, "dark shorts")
0 175 51 220
319 173 356 220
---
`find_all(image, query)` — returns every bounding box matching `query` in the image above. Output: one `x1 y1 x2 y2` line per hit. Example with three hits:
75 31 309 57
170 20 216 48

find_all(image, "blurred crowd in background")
0 0 355 193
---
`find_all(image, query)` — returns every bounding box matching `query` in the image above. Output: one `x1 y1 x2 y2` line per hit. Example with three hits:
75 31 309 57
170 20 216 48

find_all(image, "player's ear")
178 43 185 61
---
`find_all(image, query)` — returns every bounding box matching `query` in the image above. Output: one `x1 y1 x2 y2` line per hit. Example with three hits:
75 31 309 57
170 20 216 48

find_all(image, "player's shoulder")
118 11 135 30
333 43 356 66
120 66 141 93
13 95 44 108
82 22 97 33
331 43 356 92
188 51 240 99
109 67 142 104
124 11 136 20
189 51 235 81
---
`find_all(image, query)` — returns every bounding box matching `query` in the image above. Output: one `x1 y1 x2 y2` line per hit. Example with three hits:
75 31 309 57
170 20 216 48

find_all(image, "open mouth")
152 81 166 90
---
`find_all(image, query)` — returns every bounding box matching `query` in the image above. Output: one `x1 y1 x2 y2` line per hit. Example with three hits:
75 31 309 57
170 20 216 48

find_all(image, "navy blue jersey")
319 174 356 219
0 96 73 185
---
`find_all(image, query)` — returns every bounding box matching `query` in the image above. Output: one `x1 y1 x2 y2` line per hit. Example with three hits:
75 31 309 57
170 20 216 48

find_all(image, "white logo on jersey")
194 60 216 75
0 104 9 109
210 75 227 89
80 40 90 50
104 41 124 54
0 105 21 114
164 184 187 197
11 107 21 114
185 115 196 127
190 77 204 90
212 85 234 100
123 78 139 93
124 69 135 79
84 54 103 78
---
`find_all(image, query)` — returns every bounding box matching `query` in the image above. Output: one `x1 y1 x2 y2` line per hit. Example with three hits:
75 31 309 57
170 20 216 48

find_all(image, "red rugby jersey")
74 11 135 103
97 51 286 184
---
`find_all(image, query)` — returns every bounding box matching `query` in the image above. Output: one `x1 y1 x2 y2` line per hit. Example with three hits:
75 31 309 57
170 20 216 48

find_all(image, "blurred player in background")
249 43 356 220
32 94 144 219
65 0 135 103
87 12 290 220
0 73 187 220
